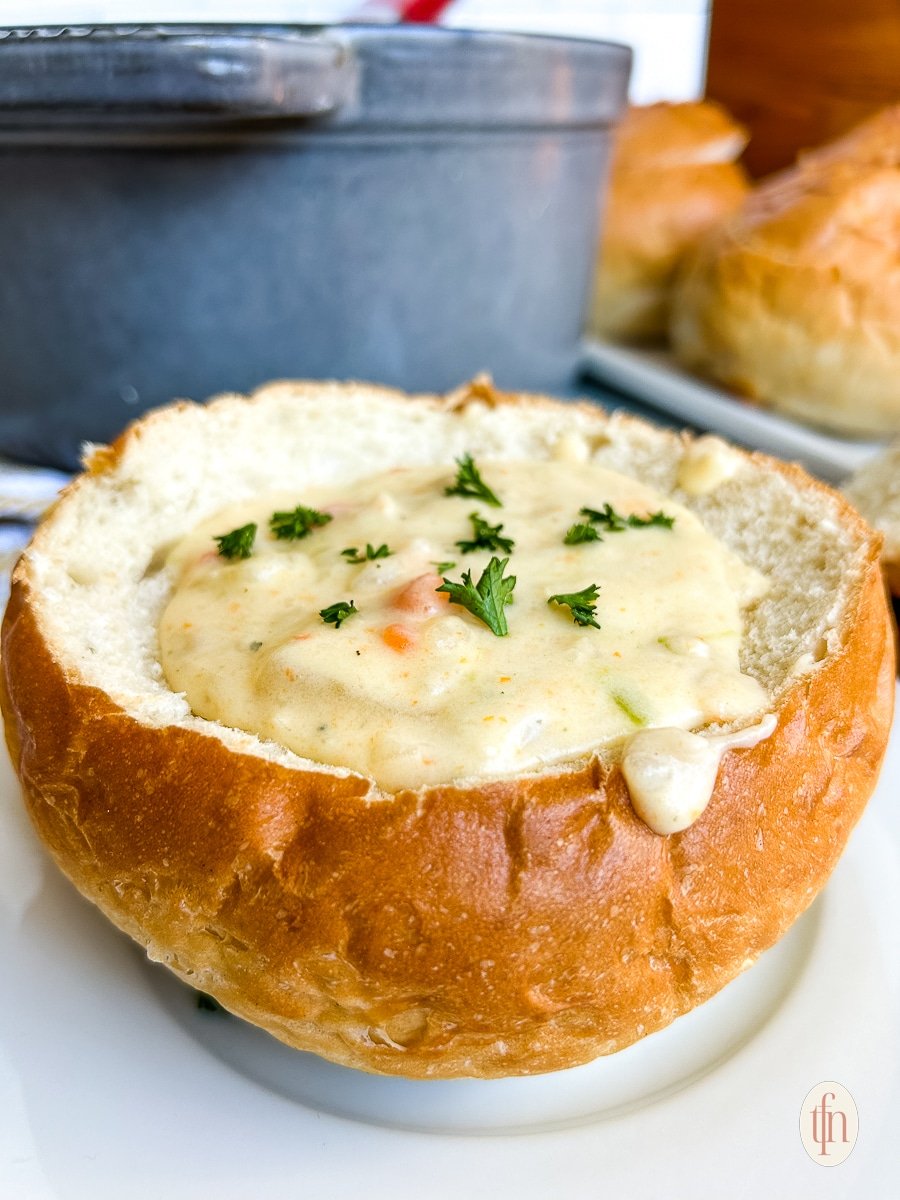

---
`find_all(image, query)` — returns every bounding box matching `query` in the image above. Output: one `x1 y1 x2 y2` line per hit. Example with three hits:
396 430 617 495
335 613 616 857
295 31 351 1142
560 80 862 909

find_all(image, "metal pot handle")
0 27 356 121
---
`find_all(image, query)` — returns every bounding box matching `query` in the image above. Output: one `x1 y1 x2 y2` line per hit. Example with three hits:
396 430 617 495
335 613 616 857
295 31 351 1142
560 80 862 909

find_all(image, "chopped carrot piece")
393 572 449 617
381 623 416 653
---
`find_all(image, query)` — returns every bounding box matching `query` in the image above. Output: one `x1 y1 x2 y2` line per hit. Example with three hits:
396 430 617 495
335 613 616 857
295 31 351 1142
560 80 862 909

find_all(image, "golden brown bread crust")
609 100 748 171
591 101 750 341
0 385 895 1079
797 105 900 172
670 106 900 435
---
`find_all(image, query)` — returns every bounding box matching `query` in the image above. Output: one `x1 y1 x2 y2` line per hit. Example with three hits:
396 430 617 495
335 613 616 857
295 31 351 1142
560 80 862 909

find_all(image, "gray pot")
0 24 630 468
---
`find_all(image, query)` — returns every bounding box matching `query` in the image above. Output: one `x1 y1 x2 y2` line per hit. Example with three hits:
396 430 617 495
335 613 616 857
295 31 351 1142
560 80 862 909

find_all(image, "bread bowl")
0 379 894 1079
670 106 900 436
589 100 750 341
845 441 900 596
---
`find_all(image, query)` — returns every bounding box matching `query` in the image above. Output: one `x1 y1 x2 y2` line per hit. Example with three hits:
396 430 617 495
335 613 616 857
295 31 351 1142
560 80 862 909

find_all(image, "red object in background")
400 0 454 22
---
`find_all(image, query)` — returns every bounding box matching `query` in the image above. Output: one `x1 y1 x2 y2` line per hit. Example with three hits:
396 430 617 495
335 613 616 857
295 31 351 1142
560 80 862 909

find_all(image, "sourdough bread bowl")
0 379 894 1079
670 106 900 436
845 441 900 596
589 100 750 341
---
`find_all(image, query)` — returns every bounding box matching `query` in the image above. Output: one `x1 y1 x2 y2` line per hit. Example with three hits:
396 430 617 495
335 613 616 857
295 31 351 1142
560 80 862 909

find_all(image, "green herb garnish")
249 640 263 652
456 511 515 555
319 599 358 629
437 556 516 637
563 522 602 545
341 543 392 563
214 523 257 560
269 505 332 541
580 503 675 531
548 583 601 629
580 503 627 531
433 560 457 574
627 510 675 529
610 685 648 726
444 453 502 508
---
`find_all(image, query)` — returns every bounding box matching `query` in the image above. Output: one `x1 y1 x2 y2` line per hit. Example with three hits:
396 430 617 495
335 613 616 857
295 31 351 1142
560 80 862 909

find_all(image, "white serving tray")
581 338 887 484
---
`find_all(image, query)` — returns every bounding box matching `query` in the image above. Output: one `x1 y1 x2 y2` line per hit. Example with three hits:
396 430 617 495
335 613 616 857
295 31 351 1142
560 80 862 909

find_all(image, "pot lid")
0 23 631 128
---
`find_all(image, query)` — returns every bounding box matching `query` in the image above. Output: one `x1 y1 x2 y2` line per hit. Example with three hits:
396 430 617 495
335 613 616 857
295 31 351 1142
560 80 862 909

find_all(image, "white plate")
2 693 899 1200
581 339 887 484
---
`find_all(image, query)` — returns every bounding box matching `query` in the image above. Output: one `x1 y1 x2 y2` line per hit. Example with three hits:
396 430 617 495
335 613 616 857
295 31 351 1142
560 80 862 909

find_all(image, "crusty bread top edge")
11 379 886 797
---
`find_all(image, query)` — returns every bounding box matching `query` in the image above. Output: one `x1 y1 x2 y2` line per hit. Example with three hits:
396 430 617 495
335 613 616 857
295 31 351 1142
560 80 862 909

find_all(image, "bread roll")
1 380 893 1079
845 441 900 595
671 106 900 436
590 101 750 341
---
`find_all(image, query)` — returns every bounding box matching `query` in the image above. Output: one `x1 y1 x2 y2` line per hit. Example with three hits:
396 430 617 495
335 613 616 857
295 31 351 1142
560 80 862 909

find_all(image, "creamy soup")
159 459 771 828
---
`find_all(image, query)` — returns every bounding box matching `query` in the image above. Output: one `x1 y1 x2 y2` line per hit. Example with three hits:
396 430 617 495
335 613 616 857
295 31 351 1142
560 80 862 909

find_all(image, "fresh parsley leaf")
341 543 392 563
444 454 502 507
580 503 627 532
456 511 515 555
433 560 457 574
436 556 516 637
580 503 675 532
269 504 332 541
319 599 358 629
548 583 601 629
626 510 675 529
564 522 602 545
214 523 257 560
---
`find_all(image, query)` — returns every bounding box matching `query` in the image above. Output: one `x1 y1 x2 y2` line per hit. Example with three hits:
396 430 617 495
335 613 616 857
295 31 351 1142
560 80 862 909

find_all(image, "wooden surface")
706 0 900 177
